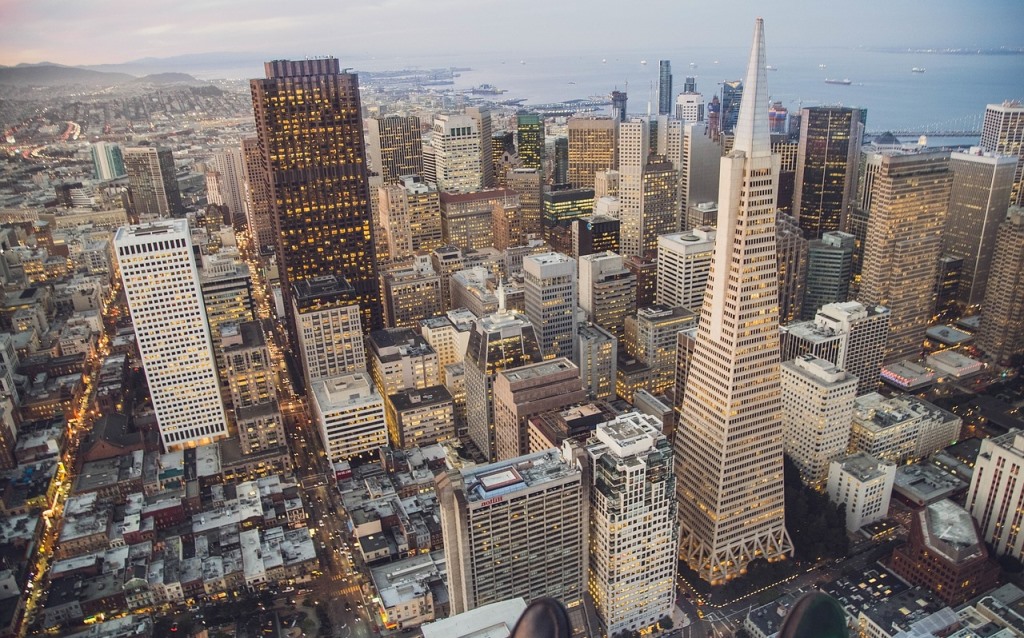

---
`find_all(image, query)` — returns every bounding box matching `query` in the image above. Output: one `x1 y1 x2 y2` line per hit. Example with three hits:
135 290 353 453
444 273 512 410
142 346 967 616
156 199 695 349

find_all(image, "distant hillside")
0 64 135 86
131 72 206 85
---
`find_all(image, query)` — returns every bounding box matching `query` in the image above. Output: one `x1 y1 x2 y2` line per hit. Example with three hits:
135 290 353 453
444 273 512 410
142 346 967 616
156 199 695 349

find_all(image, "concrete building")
980 100 1024 207
577 322 618 402
816 301 890 395
571 214 620 259
803 231 854 319
241 136 275 250
311 373 387 462
437 448 587 614
524 252 577 361
366 328 441 399
507 168 543 237
777 212 808 324
858 151 952 363
578 251 635 339
967 430 1024 560
673 20 794 583
626 305 697 396
115 220 228 451
656 228 715 311
123 146 184 219
385 386 455 449
825 452 896 532
420 598 527 638
419 309 475 382
292 276 366 387
781 355 858 489
365 115 424 184
431 113 484 193
848 393 961 465
221 322 285 456
942 150 1016 309
567 118 617 190
585 413 678 635
212 146 248 226
378 176 443 262
493 358 585 460
441 189 513 251
978 209 1024 362
381 257 444 329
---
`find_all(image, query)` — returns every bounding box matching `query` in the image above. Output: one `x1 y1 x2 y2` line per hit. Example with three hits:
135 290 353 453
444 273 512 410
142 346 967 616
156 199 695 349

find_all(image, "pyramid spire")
732 17 771 158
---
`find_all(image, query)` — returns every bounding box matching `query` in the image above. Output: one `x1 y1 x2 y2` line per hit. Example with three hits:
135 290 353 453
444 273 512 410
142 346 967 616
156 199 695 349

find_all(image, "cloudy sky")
1 0 1021 67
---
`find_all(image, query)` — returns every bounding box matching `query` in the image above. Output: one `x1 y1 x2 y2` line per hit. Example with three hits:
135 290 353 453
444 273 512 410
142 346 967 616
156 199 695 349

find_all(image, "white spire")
731 17 771 158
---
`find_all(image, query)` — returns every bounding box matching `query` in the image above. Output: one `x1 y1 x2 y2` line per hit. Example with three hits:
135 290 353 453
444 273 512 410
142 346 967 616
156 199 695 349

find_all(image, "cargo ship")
469 84 507 95
824 78 852 85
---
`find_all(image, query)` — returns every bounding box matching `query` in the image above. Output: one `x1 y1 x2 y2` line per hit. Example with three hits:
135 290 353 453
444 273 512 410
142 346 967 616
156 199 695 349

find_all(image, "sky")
0 0 1022 67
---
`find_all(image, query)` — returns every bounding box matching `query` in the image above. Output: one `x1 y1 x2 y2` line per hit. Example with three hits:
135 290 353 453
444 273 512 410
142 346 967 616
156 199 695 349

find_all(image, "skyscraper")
612 90 628 123
777 212 809 324
431 113 485 193
115 220 228 452
378 175 443 261
553 137 569 185
978 209 1024 362
250 58 384 343
980 101 1024 207
493 358 584 460
858 151 952 363
794 106 864 239
365 115 424 184
657 228 716 311
567 118 617 189
241 136 275 250
124 146 184 218
578 251 636 339
466 106 496 188
803 231 855 319
516 113 544 171
618 120 677 258
942 150 1016 309
720 80 743 135
967 431 1024 560
524 252 578 361
213 146 248 226
673 19 793 584
658 60 673 116
91 141 125 180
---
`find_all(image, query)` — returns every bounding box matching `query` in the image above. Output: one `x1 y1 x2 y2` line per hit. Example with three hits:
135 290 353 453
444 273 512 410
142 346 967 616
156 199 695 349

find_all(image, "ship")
469 84 507 95
912 67 926 73
766 65 778 71
824 78 852 85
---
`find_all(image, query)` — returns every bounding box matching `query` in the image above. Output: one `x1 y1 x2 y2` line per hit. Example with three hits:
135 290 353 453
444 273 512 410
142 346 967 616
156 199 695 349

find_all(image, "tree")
657 615 674 631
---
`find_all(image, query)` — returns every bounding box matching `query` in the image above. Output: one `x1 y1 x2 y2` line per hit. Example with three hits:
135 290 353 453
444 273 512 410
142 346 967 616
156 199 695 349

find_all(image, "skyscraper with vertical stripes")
673 19 793 584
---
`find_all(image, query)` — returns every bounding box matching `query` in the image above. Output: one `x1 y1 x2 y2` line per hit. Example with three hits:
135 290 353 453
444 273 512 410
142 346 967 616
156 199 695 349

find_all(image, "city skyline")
2 1 1023 67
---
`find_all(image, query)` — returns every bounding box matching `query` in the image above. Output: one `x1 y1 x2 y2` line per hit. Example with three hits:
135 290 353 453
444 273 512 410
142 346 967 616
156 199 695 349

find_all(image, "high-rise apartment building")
465 307 545 461
656 228 715 311
437 448 587 614
115 220 228 451
980 101 1024 207
241 136 275 250
794 106 864 239
365 115 424 184
293 276 366 387
803 231 854 319
858 151 952 363
967 430 1024 560
578 251 636 339
585 412 678 635
781 355 858 489
777 212 809 323
978 209 1024 362
250 58 384 341
91 142 125 180
124 146 184 219
493 358 585 460
524 252 578 361
432 113 485 193
567 118 617 189
658 60 673 116
378 175 443 261
942 150 1016 309
516 113 544 170
673 20 793 583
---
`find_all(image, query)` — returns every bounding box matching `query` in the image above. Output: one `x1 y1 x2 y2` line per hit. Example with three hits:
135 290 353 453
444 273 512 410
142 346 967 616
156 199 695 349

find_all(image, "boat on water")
824 78 852 85
640 60 647 65
766 65 778 71
689 62 697 68
912 67 926 73
469 84 507 95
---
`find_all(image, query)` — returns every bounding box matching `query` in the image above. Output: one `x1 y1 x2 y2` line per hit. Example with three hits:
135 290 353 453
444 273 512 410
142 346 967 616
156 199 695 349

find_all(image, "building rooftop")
853 393 957 432
925 325 973 345
785 354 853 384
463 448 577 504
500 358 576 383
420 597 527 638
834 452 893 483
921 499 984 563
893 462 967 506
312 373 380 409
389 386 453 412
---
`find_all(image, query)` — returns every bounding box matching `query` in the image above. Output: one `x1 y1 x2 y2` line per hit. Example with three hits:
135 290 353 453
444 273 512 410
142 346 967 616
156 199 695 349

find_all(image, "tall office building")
656 228 715 311
91 141 125 180
524 252 578 361
311 373 388 462
293 276 367 387
942 150 1016 309
124 146 184 218
847 149 887 282
815 301 890 395
516 113 544 171
212 146 248 226
466 106 496 188
618 120 677 258
378 175 443 261
465 307 545 461
626 305 696 396
673 20 793 583
858 151 952 363
794 106 864 239
507 168 543 237
781 355 858 489
431 113 485 193
571 214 620 258
675 91 704 124
241 137 275 250
658 60 673 116
365 115 424 184
612 90 628 123
679 123 721 229
553 137 569 185
978 209 1024 362
967 430 1024 560
720 80 743 135
578 322 618 401
437 448 587 615
777 212 808 323
494 358 585 460
803 231 854 319
115 220 228 451
199 253 257 397
980 101 1024 207
222 321 286 456
585 413 678 635
578 251 636 339
250 58 384 343
567 118 617 189
381 258 444 329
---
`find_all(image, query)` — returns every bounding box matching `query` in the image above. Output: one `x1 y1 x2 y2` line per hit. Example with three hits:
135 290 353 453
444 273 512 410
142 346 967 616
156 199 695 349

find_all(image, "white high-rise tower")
115 220 228 451
673 19 793 584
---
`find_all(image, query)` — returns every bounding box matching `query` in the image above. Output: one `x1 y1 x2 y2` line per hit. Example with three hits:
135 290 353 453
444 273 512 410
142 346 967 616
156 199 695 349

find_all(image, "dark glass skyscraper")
794 106 864 239
516 113 543 170
658 60 673 115
612 90 628 123
250 58 384 345
720 80 743 134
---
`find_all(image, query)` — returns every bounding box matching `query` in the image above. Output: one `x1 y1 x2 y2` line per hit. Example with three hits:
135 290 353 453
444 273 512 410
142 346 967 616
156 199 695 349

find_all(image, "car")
345 602 352 612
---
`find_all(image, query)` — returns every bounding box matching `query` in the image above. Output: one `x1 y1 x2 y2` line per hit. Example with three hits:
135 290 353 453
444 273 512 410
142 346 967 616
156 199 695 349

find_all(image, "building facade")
978 209 1024 362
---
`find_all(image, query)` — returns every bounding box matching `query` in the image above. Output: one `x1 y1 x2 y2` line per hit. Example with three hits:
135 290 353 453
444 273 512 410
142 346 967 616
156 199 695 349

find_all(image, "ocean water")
347 46 1024 134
